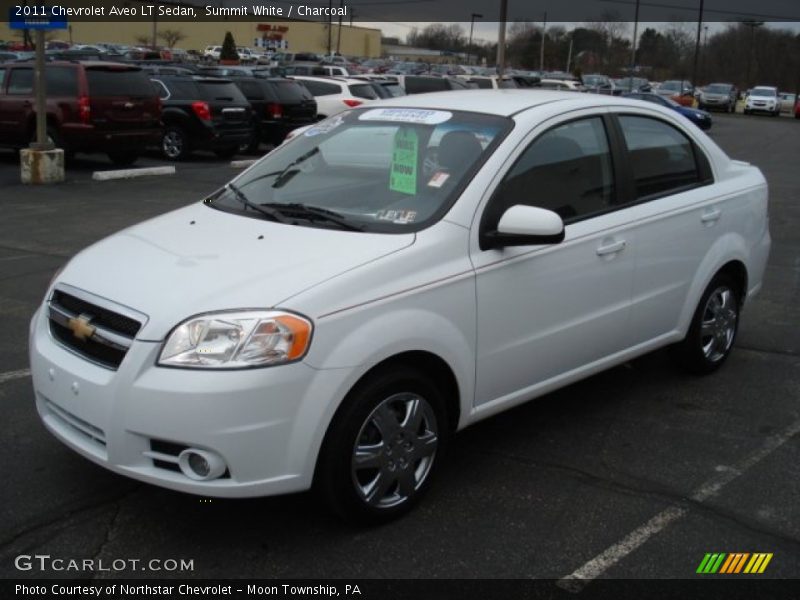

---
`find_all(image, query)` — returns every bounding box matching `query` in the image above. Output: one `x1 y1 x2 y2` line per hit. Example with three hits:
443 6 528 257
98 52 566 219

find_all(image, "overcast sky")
367 21 800 45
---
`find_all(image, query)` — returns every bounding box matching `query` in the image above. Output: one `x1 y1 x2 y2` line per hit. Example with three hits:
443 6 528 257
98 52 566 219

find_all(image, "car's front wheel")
673 273 741 374
316 366 448 525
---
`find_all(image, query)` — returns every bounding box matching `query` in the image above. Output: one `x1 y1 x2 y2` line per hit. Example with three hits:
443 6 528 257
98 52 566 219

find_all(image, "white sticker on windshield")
304 114 345 137
359 108 452 125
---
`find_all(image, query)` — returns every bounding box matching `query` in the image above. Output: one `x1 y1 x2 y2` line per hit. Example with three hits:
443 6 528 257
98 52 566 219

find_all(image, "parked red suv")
0 61 161 165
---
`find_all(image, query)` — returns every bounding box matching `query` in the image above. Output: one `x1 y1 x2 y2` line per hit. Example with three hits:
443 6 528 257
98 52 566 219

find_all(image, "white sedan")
29 91 770 524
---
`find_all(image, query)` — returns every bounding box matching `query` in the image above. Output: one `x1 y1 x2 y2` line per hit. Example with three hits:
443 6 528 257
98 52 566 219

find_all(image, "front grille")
48 289 143 370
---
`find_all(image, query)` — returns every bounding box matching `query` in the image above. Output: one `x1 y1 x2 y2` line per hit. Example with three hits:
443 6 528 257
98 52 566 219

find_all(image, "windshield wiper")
226 183 289 223
261 202 364 231
272 147 320 189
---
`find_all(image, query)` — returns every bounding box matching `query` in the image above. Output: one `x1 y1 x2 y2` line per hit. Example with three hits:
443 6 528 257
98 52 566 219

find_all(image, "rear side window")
490 117 615 222
7 68 33 94
161 80 199 99
618 115 702 199
348 83 378 100
45 67 78 96
87 69 153 97
299 80 340 96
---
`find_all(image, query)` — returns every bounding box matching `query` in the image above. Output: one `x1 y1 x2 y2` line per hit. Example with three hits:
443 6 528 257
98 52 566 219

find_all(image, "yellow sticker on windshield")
389 128 418 195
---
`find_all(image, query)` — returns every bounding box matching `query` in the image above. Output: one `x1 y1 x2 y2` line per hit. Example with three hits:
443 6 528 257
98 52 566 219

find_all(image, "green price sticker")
389 128 418 195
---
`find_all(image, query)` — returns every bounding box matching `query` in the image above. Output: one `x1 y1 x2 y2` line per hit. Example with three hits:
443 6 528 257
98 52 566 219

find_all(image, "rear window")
197 80 247 103
160 79 200 99
87 69 153 97
299 80 340 96
7 68 33 94
271 80 310 103
236 79 265 100
348 83 378 100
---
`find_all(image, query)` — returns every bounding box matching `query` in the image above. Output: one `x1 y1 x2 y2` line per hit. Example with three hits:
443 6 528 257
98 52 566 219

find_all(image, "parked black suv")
150 75 253 160
225 76 317 152
0 61 160 165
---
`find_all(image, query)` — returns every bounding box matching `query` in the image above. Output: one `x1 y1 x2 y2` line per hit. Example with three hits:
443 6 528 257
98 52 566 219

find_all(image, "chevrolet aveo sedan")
30 91 771 524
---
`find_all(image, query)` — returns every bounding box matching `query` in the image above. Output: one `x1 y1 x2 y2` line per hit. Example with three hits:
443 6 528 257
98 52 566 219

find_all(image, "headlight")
159 310 312 369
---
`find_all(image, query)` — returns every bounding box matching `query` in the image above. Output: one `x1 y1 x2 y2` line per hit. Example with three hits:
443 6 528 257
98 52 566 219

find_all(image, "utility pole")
539 11 547 72
690 0 706 93
327 0 332 55
566 33 573 73
469 13 483 66
742 20 764 90
336 0 343 54
629 0 640 92
496 0 508 76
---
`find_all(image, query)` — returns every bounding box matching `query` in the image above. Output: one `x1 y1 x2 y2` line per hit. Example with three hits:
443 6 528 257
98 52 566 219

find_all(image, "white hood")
57 203 414 340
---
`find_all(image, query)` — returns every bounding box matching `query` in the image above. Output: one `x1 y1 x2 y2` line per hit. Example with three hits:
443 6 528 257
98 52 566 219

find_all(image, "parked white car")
30 91 770 524
744 86 780 116
203 45 221 61
539 78 584 92
289 75 379 117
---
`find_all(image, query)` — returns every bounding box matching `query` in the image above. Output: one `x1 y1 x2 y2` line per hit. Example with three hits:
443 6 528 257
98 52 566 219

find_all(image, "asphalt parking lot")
0 113 798 587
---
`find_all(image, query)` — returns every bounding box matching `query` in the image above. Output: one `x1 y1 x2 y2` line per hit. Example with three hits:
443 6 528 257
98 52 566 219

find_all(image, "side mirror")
481 205 565 250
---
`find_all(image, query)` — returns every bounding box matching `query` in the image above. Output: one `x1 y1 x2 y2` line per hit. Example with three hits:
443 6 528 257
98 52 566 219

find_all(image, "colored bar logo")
696 553 773 574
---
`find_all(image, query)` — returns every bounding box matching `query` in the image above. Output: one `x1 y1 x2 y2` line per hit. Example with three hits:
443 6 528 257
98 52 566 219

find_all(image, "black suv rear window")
271 80 310 103
197 81 247 103
87 69 153 97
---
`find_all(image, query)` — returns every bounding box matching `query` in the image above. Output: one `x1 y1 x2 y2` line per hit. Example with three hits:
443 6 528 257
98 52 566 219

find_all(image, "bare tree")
158 29 186 49
134 34 152 48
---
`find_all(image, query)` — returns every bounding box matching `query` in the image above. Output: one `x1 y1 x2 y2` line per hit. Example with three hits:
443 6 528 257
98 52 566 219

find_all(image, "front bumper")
29 303 352 498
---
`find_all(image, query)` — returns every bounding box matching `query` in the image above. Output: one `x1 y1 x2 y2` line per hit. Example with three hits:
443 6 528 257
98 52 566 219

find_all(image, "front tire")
315 366 448 525
673 273 741 374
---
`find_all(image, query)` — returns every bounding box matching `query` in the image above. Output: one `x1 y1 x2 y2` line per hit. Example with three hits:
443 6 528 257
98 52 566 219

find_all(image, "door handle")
701 208 721 224
596 240 626 256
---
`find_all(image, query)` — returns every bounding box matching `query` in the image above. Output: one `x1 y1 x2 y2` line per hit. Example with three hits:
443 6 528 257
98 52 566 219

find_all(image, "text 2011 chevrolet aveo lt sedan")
30 91 770 524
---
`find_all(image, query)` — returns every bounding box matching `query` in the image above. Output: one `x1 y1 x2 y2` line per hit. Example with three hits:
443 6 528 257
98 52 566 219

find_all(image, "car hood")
56 203 414 340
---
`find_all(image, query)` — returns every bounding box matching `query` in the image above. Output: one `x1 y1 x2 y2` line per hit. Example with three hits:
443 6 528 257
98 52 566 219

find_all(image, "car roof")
365 89 637 116
291 75 368 85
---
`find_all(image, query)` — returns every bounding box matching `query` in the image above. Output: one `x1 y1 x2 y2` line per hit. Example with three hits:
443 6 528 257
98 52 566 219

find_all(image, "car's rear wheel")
673 273 740 374
316 366 448 525
161 126 190 160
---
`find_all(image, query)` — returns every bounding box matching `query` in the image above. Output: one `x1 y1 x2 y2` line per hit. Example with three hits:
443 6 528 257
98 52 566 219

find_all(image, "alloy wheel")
700 286 737 362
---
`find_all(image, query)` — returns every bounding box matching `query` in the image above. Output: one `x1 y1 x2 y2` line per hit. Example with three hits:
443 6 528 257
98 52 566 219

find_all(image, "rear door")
85 66 160 131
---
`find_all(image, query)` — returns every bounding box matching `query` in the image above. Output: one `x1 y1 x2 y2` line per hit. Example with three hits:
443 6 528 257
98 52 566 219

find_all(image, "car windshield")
750 88 775 97
207 108 512 232
706 84 731 93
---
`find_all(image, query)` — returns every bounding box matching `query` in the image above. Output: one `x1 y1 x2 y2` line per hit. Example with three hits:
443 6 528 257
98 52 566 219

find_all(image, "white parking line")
557 418 800 593
92 166 176 181
230 159 257 168
0 369 31 384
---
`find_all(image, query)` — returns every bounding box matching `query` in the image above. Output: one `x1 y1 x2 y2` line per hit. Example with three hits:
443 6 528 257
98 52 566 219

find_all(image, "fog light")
178 448 226 481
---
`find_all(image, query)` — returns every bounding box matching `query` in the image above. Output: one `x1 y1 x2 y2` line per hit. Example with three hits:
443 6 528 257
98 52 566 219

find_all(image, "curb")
230 159 258 168
92 166 176 181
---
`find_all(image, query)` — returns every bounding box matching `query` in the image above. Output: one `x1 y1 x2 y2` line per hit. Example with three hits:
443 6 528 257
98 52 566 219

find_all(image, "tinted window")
236 80 264 100
491 117 615 222
0 68 6 91
272 80 310 102
87 69 153 97
618 115 700 199
348 84 378 100
197 81 247 103
45 67 78 96
299 80 340 96
161 79 199 99
7 68 33 94
473 78 492 89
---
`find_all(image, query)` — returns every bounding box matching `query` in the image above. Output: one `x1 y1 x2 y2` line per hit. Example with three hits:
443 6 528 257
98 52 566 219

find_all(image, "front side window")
207 108 512 232
618 115 701 199
486 117 615 224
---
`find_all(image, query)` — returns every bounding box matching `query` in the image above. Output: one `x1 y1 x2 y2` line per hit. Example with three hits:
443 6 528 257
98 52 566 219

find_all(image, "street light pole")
690 0 706 93
496 0 508 76
629 0 640 92
469 13 483 66
539 11 547 72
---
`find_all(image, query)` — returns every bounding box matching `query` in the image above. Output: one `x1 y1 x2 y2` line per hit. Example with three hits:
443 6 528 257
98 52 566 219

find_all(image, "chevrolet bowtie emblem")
67 314 96 341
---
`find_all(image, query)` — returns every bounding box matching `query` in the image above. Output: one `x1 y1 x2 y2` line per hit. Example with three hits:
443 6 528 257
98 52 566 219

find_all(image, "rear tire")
161 126 190 160
672 273 741 375
315 365 448 525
